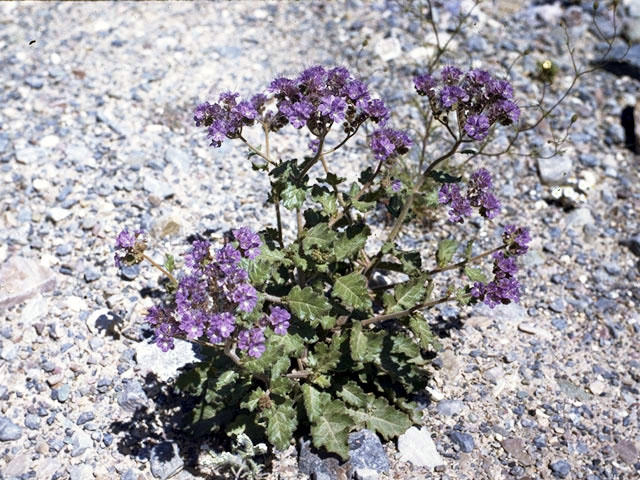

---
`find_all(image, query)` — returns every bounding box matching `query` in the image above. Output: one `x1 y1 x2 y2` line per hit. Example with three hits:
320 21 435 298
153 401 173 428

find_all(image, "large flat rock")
0 256 57 310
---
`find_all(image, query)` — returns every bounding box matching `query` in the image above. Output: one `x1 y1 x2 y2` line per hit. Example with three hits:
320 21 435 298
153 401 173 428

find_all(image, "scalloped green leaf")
337 381 370 408
302 223 336 253
265 401 297 450
390 333 420 359
282 184 306 210
247 260 271 286
310 400 352 460
436 239 458 267
464 265 488 283
312 188 338 216
409 314 440 350
286 286 331 323
241 387 266 412
333 272 372 311
334 224 370 262
301 384 332 422
392 276 426 312
346 397 412 440
350 322 368 362
270 376 295 396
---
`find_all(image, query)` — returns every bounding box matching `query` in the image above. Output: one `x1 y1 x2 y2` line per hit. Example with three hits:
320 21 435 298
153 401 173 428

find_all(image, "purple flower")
464 114 490 140
185 239 211 272
363 99 389 124
441 65 463 84
231 283 258 313
496 100 520 125
440 85 469 108
114 229 145 267
439 183 472 223
479 192 501 219
115 230 136 249
216 243 242 265
465 69 492 87
269 306 291 335
369 129 412 161
232 227 262 259
308 138 321 153
233 100 258 120
414 73 436 96
281 100 314 128
237 327 266 358
487 79 514 100
250 93 268 111
343 80 370 104
298 65 328 94
391 179 402 192
327 66 350 91
219 91 239 107
493 251 518 276
503 225 531 255
318 95 347 123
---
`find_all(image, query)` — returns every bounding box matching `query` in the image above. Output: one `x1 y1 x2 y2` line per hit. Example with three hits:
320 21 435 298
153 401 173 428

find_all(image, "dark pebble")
550 459 571 478
449 431 475 453
103 432 114 447
120 264 140 280
76 412 95 426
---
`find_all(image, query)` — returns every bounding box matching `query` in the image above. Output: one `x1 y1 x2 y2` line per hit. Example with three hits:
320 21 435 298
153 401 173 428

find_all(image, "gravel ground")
1 1 639 480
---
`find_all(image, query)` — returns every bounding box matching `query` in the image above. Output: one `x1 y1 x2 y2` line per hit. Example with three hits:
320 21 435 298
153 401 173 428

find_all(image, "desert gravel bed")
0 1 639 480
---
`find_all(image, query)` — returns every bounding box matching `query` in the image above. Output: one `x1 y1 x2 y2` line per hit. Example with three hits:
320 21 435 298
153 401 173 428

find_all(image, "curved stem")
143 254 178 285
361 295 451 327
239 134 277 166
427 245 505 276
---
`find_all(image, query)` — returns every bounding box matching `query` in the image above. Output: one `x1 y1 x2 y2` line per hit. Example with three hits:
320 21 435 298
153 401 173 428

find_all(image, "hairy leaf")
409 314 440 350
334 224 370 262
464 265 488 283
436 239 458 267
346 397 412 440
287 286 331 323
301 384 332 422
350 322 368 362
282 184 306 210
392 276 426 312
310 400 352 460
312 186 338 216
337 381 370 408
302 223 336 252
265 401 297 450
390 333 420 359
333 272 372 311
241 388 266 412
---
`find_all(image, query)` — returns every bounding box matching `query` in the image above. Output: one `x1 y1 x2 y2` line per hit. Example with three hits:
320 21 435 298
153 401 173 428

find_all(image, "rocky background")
0 1 639 480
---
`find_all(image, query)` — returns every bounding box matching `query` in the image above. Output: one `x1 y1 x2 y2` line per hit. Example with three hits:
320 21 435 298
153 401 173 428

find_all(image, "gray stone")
25 76 44 89
118 379 148 412
397 427 444 468
120 264 140 280
298 438 345 480
165 147 192 171
0 416 22 441
71 429 93 457
436 400 464 416
77 411 95 425
143 177 175 199
614 440 638 465
24 413 40 430
56 384 71 403
606 123 626 145
565 207 594 230
150 442 184 480
69 464 94 480
501 437 534 466
537 156 572 185
15 146 45 165
483 366 504 384
449 431 474 453
348 429 389 473
65 143 93 164
354 468 379 480
134 338 199 382
4 452 31 476
0 256 56 310
557 378 591 402
550 459 571 478
84 266 101 282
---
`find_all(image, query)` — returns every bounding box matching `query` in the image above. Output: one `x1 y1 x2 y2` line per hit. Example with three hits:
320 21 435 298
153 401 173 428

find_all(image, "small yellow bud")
542 60 552 70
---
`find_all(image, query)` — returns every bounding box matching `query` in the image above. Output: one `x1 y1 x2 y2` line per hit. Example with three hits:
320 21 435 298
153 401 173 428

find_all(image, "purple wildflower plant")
391 179 403 192
439 169 501 223
114 229 146 268
370 129 412 162
464 114 490 140
268 306 291 335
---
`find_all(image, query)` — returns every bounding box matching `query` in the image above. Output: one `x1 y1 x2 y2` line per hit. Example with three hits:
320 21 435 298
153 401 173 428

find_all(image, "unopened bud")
593 1 599 10
570 114 578 123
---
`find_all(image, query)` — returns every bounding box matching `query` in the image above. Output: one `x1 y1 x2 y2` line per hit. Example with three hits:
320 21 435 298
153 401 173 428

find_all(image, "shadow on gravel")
109 371 214 478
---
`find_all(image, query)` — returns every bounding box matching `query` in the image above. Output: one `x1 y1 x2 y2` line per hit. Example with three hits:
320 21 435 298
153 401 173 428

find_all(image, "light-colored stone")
134 338 199 382
0 257 56 310
47 207 73 223
69 463 94 480
518 322 553 341
588 380 606 396
397 427 444 468
565 207 594 230
374 36 403 62
537 156 572 185
4 452 31 476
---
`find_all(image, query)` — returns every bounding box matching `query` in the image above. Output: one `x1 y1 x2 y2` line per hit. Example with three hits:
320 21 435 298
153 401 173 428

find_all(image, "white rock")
355 468 380 480
537 156 572 185
0 257 56 310
374 36 403 62
518 322 553 340
397 427 444 468
565 207 594 230
135 338 199 382
40 135 60 148
47 207 72 223
589 380 606 396
32 178 50 192
20 295 49 323
66 296 88 312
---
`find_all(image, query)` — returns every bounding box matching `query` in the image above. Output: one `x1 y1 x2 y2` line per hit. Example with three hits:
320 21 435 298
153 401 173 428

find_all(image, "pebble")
69 464 94 480
448 431 474 453
436 399 464 416
349 430 389 473
397 427 444 468
117 380 148 413
47 207 73 223
0 256 57 310
56 384 71 403
501 437 534 466
0 417 23 441
588 380 605 395
76 411 95 425
71 430 93 457
550 459 571 478
149 442 184 480
538 156 572 185
24 413 41 430
613 440 638 465
25 76 44 89
84 266 101 282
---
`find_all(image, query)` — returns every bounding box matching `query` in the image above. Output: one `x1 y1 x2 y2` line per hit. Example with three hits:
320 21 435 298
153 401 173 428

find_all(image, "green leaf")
301 384 332 422
464 266 488 283
358 166 374 184
286 286 331 323
347 397 413 441
322 172 346 186
390 333 420 359
214 370 237 390
350 322 368 362
312 187 338 216
351 199 376 212
333 272 372 311
312 375 332 388
393 276 426 311
310 400 352 460
282 184 306 210
334 224 370 262
423 189 440 208
455 287 472 305
398 250 422 277
270 376 295 396
302 223 336 252
436 239 458 267
241 388 266 412
409 314 440 350
247 260 272 287
460 148 477 155
265 401 297 450
337 381 369 408
163 254 175 273
271 356 291 380
387 195 403 218
463 239 474 260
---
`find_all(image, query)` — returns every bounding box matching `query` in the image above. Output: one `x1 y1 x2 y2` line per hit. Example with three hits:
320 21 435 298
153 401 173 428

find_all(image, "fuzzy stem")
142 253 178 285
360 295 451 327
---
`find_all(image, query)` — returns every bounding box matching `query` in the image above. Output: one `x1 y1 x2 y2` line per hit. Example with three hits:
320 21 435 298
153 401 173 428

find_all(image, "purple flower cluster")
370 128 412 162
438 168 501 223
114 229 145 267
194 65 392 152
471 225 531 308
414 66 520 140
137 227 289 358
